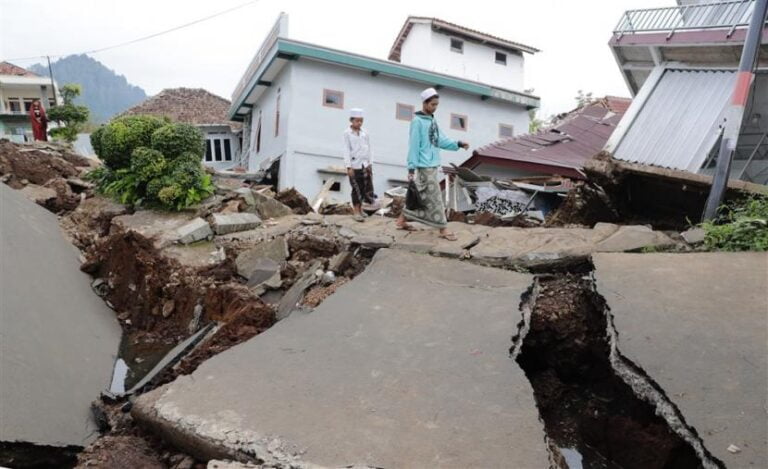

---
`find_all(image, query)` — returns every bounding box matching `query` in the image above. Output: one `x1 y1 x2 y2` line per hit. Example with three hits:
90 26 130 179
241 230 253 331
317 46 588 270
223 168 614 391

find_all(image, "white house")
229 14 540 200
0 61 59 142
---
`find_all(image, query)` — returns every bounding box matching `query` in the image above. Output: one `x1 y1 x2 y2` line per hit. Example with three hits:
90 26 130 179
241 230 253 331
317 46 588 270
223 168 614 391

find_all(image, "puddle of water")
109 336 175 394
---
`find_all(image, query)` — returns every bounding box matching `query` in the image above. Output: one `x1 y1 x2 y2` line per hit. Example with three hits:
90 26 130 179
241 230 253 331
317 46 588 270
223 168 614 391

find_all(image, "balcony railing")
614 0 761 37
0 110 27 116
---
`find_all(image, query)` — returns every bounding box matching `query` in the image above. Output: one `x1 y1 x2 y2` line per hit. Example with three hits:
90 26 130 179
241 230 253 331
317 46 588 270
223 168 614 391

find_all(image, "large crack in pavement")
514 273 709 469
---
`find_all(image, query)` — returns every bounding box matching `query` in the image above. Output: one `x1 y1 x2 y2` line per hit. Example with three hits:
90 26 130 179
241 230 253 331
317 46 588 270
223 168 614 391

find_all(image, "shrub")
150 123 205 160
90 126 105 157
96 115 166 169
700 196 768 251
130 147 167 183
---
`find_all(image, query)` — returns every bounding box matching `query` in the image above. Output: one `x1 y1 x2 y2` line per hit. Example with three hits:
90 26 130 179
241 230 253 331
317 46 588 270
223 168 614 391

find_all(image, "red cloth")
29 104 48 141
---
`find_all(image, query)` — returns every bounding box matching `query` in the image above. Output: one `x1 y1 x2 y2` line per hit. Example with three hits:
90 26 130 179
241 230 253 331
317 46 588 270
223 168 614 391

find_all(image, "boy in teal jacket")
397 87 469 240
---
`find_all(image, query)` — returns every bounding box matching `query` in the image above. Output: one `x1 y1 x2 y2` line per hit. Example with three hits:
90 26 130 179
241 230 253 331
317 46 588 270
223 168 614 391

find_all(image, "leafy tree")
92 115 166 169
47 84 90 143
150 123 205 160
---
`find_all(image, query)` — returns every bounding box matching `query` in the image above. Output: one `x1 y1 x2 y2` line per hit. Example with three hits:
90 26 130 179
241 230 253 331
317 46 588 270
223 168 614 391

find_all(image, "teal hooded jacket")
407 111 461 171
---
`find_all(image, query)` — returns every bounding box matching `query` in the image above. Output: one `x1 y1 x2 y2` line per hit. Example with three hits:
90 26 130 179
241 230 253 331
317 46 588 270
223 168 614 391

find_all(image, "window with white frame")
204 134 234 163
396 103 414 121
323 89 344 109
23 98 35 112
499 124 514 138
495 52 507 65
450 38 464 53
6 98 21 113
450 113 468 131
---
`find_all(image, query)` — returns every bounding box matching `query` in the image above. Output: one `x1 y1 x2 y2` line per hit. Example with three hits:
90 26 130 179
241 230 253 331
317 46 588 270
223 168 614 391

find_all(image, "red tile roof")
0 61 39 77
120 88 240 129
462 97 631 179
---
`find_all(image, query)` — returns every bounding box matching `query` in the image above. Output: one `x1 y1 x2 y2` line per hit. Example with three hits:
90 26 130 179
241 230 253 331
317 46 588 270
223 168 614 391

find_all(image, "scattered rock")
176 218 214 245
162 300 175 318
321 271 336 285
211 212 262 235
19 184 57 205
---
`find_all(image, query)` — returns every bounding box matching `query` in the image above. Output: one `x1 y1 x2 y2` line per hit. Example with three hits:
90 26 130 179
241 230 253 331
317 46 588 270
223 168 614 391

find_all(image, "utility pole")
702 0 768 220
46 56 57 106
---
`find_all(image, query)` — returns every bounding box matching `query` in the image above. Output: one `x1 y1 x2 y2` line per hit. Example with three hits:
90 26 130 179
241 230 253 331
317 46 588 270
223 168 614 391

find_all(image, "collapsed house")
227 13 539 201
120 88 242 171
607 0 768 185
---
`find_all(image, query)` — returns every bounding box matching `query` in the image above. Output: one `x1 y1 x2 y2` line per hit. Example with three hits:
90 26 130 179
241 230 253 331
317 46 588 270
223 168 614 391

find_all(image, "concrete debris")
328 251 354 274
250 190 294 219
681 227 706 245
176 217 214 245
276 260 322 320
212 212 262 235
350 234 393 249
594 225 676 252
235 237 289 279
233 187 256 206
275 188 312 215
321 270 336 285
245 258 282 290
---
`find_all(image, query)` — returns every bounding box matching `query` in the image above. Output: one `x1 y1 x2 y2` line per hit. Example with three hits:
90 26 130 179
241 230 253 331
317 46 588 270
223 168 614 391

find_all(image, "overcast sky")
1 0 671 118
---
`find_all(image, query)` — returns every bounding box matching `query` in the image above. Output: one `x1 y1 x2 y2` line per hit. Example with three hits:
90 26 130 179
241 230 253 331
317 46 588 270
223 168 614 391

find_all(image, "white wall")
245 65 292 182
398 23 526 92
280 58 530 200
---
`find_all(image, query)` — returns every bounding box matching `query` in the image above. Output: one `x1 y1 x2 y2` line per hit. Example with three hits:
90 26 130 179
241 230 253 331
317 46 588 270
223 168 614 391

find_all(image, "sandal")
439 232 458 241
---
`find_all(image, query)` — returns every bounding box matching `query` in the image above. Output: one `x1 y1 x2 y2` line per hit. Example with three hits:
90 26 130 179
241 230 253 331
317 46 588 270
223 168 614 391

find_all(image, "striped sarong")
402 167 447 229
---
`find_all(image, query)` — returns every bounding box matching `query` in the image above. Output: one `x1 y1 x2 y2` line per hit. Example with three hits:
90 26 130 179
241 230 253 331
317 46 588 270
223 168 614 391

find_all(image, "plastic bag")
405 180 423 211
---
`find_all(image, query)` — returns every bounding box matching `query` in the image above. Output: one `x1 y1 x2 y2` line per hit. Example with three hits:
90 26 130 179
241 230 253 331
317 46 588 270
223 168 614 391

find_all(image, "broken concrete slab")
133 249 548 467
112 210 192 248
215 217 302 244
594 252 768 468
249 190 293 220
245 258 282 290
469 226 596 268
681 227 706 245
328 251 354 274
594 225 676 252
233 187 256 207
235 238 289 279
19 183 57 205
0 185 121 447
350 234 393 249
275 260 322 321
176 218 213 245
211 213 261 235
162 243 225 269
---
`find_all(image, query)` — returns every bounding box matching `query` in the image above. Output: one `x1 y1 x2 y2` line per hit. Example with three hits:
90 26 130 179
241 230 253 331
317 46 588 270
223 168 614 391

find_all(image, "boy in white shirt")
342 108 374 222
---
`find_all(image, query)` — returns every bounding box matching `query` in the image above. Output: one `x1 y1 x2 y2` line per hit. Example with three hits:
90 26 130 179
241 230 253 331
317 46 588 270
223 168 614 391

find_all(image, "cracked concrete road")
0 185 121 447
135 249 548 468
594 252 768 468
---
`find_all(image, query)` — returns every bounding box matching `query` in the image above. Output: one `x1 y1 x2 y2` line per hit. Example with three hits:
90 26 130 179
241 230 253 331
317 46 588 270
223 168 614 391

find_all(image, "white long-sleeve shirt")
342 127 373 169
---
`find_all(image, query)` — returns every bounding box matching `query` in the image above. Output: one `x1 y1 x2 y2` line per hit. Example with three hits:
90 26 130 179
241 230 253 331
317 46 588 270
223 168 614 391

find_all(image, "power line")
3 0 258 62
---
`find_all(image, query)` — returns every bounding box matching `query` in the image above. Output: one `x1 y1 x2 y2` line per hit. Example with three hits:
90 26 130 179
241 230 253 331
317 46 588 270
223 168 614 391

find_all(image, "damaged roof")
121 88 241 129
388 17 540 62
462 97 631 179
0 61 39 77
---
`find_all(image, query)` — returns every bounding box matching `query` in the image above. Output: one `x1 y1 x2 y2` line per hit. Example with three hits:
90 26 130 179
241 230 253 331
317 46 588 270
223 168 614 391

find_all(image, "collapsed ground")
0 139 741 468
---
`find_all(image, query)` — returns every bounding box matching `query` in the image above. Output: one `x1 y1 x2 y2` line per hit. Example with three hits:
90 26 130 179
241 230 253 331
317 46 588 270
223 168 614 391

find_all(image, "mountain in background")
29 54 147 123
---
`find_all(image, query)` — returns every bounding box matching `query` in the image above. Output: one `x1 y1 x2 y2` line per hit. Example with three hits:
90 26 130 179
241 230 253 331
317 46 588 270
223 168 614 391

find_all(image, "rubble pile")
275 187 312 214
0 139 96 214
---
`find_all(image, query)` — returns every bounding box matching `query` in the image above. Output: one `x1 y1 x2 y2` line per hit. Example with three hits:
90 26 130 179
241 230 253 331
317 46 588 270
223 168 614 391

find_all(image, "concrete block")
176 218 213 245
212 213 261 235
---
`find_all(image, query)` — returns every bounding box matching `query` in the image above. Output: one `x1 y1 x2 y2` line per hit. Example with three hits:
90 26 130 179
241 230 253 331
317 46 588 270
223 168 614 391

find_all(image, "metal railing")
614 0 760 36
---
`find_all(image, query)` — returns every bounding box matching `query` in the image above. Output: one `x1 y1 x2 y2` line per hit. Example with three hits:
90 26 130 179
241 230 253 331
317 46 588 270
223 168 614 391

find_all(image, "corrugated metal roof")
613 69 736 172
463 98 630 178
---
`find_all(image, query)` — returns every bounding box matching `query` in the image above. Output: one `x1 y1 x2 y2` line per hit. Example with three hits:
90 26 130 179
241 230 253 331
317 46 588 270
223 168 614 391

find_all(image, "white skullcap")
420 87 438 102
350 108 364 118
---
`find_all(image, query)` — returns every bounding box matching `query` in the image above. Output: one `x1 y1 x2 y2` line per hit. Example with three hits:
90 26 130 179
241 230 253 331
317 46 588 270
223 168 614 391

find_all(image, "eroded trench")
514 272 722 469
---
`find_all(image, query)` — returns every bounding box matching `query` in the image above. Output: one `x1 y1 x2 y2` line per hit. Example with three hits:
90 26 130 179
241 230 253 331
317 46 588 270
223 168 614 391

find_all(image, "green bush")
87 116 213 211
700 196 768 251
96 115 166 169
150 123 205 160
90 126 105 157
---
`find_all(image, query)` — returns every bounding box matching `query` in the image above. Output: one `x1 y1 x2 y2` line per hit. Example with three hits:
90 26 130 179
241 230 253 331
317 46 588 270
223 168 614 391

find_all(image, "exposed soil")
546 182 619 228
516 275 703 469
320 202 355 215
302 277 350 308
0 139 90 189
275 187 312 214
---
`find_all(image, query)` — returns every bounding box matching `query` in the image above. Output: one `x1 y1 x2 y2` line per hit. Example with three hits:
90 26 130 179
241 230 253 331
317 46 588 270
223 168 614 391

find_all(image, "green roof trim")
229 38 540 119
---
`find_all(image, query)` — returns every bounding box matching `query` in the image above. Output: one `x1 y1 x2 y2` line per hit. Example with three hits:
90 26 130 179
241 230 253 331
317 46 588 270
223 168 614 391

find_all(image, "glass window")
323 89 344 109
213 139 222 161
451 113 468 131
23 99 34 112
495 52 507 65
223 139 232 161
499 124 514 138
450 38 463 53
396 103 414 121
7 99 21 113
205 140 212 162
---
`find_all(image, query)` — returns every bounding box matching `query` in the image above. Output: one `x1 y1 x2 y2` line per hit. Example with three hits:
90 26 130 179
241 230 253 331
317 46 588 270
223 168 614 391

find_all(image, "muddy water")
109 337 175 394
